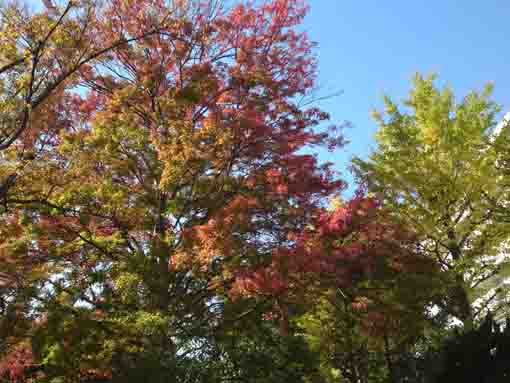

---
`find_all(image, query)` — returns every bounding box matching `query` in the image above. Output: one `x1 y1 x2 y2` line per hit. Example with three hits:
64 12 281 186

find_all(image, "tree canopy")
354 74 510 327
1 1 509 382
0 0 435 381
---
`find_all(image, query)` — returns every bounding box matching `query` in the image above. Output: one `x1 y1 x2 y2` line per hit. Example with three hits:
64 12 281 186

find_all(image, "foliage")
293 200 441 383
0 0 434 381
0 0 178 153
353 74 510 327
3 1 496 381
400 312 510 383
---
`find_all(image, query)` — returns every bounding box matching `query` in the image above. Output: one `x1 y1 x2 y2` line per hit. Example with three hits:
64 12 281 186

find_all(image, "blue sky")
302 1 510 193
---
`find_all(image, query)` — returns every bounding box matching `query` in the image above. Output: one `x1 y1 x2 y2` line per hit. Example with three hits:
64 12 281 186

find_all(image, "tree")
353 74 510 328
398 311 510 383
291 198 440 383
0 0 379 381
0 0 185 207
0 1 444 380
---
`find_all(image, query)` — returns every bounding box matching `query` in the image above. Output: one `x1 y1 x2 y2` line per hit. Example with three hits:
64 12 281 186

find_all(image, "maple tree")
0 0 180 146
0 0 186 212
289 197 440 383
0 0 439 381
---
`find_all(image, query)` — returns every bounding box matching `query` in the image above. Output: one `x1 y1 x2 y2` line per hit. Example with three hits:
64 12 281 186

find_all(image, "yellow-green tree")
353 74 510 328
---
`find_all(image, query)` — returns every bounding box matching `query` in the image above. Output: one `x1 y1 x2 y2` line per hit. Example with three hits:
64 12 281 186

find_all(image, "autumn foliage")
0 0 436 381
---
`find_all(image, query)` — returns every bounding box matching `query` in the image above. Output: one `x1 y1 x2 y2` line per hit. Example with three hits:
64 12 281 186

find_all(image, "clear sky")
302 1 510 193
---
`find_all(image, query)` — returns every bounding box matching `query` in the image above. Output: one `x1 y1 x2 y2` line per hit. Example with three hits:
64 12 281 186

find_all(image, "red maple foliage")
0 0 436 380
